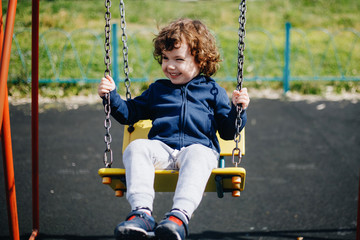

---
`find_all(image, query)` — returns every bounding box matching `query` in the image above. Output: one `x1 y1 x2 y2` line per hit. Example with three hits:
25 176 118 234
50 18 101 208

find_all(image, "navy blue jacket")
105 75 247 153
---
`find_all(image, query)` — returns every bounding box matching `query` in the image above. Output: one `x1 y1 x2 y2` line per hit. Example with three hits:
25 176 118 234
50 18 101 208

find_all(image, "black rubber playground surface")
1 97 359 240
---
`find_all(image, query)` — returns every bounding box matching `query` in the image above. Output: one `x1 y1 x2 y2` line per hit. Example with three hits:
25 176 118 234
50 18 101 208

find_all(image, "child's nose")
167 62 176 70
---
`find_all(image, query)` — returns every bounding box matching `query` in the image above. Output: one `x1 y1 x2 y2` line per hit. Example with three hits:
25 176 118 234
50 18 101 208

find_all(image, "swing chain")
119 0 134 133
104 0 112 77
104 96 113 168
237 0 246 92
232 0 247 167
119 0 131 101
103 0 113 168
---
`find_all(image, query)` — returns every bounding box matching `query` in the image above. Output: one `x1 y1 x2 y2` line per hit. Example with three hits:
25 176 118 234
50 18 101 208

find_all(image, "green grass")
8 0 357 32
3 0 360 98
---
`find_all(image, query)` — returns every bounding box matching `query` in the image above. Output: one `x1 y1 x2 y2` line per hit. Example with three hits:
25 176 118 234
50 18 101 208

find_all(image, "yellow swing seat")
98 120 245 198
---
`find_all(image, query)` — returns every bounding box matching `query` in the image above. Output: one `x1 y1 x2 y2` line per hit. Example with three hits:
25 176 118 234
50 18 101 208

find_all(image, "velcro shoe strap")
165 212 189 237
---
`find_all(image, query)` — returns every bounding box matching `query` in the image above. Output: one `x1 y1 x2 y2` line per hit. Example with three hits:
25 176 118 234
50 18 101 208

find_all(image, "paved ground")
1 97 359 240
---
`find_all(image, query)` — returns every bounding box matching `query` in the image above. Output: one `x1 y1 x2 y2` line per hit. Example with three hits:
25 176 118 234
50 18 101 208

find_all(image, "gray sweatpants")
123 139 219 218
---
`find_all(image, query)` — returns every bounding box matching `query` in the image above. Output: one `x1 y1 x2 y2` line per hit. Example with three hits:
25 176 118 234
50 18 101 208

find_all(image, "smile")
169 73 180 76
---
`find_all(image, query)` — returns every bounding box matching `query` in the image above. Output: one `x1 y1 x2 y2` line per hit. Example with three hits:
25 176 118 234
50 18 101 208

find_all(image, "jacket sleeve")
102 88 151 125
215 87 247 140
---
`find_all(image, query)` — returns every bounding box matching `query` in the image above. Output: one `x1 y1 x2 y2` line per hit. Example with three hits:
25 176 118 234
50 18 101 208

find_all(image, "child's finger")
240 87 248 95
105 75 114 83
232 90 241 106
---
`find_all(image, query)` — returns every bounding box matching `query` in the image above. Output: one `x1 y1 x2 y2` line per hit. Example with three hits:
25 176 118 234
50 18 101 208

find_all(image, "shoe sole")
155 225 182 240
115 226 154 239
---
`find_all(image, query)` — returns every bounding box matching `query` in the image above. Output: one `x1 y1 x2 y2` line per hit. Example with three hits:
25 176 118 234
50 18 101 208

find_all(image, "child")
98 18 250 240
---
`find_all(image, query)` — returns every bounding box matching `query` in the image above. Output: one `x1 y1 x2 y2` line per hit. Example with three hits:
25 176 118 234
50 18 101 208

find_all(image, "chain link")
232 0 247 167
103 0 113 168
119 0 131 101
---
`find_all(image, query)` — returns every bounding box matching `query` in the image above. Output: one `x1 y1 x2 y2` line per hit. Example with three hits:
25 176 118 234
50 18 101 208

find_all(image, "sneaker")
114 210 157 240
155 211 189 240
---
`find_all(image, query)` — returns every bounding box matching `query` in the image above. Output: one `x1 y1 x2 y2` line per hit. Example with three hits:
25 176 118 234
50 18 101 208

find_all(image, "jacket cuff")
101 88 117 105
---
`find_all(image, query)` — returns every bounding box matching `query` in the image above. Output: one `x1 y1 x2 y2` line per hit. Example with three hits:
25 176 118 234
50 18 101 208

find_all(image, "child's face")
161 40 200 85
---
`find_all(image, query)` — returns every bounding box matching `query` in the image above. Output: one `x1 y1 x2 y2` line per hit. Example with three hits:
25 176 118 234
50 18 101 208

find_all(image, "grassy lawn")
3 0 360 98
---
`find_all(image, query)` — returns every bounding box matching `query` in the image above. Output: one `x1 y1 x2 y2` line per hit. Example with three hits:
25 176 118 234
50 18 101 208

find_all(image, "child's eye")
162 56 168 60
176 58 184 61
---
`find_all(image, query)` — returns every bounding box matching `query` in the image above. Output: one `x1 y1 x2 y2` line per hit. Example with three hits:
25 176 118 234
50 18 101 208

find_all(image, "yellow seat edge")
99 167 245 177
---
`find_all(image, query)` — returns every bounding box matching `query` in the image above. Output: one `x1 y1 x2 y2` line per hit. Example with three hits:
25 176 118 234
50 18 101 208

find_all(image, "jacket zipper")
180 86 187 148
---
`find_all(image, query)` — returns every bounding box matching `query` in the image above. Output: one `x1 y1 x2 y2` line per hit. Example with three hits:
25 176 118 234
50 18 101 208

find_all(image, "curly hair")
153 18 221 77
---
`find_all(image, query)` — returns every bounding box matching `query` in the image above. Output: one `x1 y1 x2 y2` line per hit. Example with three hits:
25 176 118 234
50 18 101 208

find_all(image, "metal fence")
9 23 360 92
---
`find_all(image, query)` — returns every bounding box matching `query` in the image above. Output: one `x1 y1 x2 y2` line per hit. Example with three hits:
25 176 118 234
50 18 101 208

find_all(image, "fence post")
112 23 119 88
283 22 291 94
